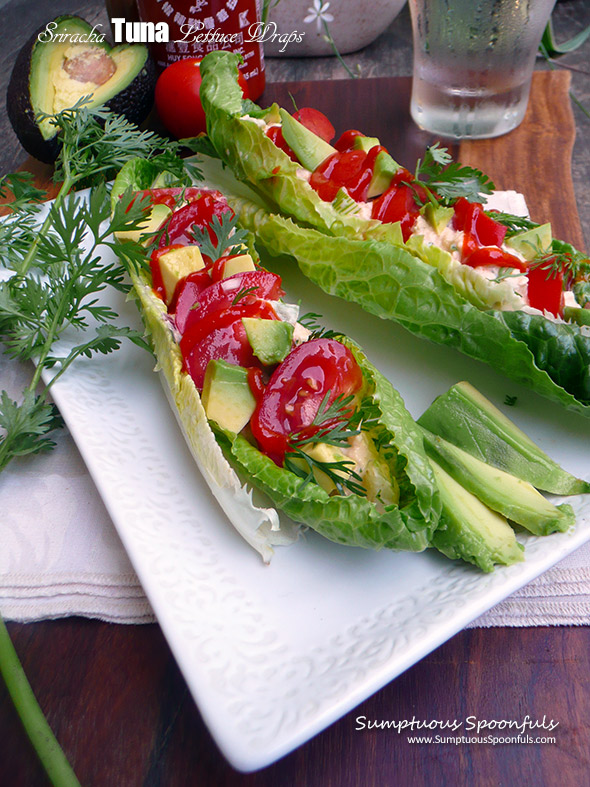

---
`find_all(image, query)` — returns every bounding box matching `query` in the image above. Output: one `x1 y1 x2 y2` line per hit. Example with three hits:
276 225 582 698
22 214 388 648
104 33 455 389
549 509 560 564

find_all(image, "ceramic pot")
264 0 407 57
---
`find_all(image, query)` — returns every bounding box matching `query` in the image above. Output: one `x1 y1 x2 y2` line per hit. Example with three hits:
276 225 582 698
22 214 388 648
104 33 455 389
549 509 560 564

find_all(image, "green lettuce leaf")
230 195 590 416
213 335 440 553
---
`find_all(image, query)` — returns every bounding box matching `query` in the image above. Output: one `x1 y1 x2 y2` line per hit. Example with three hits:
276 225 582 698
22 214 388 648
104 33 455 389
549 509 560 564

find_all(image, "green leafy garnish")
284 391 366 496
190 211 249 263
232 284 259 305
415 143 495 204
487 211 539 236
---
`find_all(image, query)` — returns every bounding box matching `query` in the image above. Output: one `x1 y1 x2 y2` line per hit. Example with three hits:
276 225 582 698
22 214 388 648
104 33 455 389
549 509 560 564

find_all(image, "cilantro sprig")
414 143 495 205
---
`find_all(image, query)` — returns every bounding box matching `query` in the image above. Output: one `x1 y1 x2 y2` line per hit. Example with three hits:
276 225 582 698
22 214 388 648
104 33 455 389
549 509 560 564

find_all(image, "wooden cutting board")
17 71 584 252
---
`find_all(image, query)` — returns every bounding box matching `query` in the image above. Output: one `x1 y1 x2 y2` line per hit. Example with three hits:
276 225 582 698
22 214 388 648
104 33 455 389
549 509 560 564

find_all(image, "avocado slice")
418 381 590 495
201 360 257 434
506 223 552 260
366 150 400 199
353 135 380 152
279 108 336 171
564 305 590 327
115 203 171 245
422 429 574 535
242 317 293 365
7 15 156 162
421 203 454 234
157 245 205 305
429 460 524 572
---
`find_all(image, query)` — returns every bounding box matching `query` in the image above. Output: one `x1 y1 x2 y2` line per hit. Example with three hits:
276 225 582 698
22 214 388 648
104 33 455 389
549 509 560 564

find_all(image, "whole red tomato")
155 58 248 139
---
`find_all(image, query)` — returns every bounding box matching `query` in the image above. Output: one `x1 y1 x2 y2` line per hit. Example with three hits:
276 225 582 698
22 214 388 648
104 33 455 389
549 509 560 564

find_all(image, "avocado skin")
6 16 157 163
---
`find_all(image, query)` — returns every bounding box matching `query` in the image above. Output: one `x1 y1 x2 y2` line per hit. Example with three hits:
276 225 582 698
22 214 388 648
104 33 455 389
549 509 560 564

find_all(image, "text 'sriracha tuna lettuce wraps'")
197 51 590 418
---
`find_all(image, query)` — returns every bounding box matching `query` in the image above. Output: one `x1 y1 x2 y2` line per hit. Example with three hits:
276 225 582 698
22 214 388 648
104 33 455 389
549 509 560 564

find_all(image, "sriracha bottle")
136 0 265 99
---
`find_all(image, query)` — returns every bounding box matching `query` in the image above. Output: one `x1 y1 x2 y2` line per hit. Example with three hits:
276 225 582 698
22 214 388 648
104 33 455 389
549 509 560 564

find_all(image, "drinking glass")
409 0 557 139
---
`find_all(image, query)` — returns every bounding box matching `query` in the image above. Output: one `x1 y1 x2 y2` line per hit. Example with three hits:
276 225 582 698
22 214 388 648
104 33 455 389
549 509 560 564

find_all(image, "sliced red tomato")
453 198 508 258
334 129 364 152
179 300 278 358
372 176 422 242
157 192 230 249
250 338 363 464
266 126 297 161
463 246 528 272
527 259 564 317
293 108 335 143
184 320 261 390
176 271 284 335
310 149 371 202
172 269 214 330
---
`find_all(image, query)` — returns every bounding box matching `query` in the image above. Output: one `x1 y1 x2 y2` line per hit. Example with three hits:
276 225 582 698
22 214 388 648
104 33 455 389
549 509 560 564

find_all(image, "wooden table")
2 3 590 785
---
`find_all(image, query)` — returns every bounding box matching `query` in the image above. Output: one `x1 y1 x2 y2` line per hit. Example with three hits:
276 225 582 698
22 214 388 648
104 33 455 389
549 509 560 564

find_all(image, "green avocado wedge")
198 51 590 417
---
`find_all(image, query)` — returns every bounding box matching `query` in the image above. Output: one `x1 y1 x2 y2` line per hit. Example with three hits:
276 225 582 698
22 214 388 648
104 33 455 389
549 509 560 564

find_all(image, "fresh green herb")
504 395 518 407
0 185 150 473
529 248 587 281
491 269 527 284
190 211 249 263
487 211 538 236
232 284 259 305
284 391 365 496
415 143 495 205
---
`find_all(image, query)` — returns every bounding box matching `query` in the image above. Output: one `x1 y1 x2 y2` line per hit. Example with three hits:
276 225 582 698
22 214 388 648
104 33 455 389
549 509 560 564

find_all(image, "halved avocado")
7 15 156 162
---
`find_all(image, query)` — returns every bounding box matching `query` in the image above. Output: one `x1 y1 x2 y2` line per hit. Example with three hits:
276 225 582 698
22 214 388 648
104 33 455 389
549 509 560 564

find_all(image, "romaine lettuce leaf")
229 195 590 415
198 52 590 416
213 336 440 553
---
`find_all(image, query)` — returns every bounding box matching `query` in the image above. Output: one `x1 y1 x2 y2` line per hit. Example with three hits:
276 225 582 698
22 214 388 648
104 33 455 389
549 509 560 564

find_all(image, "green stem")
0 616 81 786
321 20 358 80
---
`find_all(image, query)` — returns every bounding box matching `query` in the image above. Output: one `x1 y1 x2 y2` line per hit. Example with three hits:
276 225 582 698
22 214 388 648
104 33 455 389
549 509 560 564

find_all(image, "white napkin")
2 353 590 626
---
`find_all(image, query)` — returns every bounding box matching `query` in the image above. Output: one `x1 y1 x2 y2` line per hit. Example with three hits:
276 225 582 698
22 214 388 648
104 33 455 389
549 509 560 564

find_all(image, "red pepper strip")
463 247 528 272
527 260 564 317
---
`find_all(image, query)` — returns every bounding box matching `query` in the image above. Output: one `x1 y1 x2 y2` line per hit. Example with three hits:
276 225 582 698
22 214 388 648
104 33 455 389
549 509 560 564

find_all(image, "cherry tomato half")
250 338 363 464
293 108 335 143
155 58 248 139
157 192 230 249
310 149 370 202
176 270 284 335
372 170 423 242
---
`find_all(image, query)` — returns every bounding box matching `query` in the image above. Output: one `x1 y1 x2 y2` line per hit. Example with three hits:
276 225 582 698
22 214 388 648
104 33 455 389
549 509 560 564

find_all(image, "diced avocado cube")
158 245 205 304
242 317 294 365
353 135 380 152
422 429 574 535
429 460 524 572
506 223 552 260
201 360 256 434
291 442 350 494
418 381 590 495
223 253 256 278
421 203 455 234
115 203 171 244
279 108 336 171
366 150 400 199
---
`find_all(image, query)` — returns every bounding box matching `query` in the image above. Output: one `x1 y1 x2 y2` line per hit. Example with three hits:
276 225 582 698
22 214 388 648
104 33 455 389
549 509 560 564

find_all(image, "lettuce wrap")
198 51 590 417
111 166 443 561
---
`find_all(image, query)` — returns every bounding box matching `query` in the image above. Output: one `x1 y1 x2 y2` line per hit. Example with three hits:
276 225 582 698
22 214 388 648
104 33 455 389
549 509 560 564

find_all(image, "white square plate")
41 224 590 770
